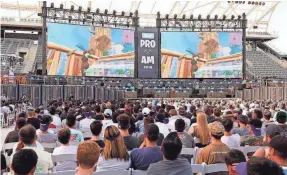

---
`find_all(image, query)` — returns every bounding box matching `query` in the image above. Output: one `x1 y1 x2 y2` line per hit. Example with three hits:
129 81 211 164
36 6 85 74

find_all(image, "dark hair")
264 110 272 120
213 108 221 117
95 105 101 113
253 109 263 119
175 119 185 132
35 108 41 114
40 115 52 125
18 112 27 119
276 111 287 124
249 118 263 128
16 118 27 130
17 125 36 151
11 149 38 175
162 132 182 160
225 149 246 165
49 106 57 115
247 157 284 175
66 115 76 128
222 118 233 132
155 113 165 123
90 121 103 136
146 124 159 142
211 134 223 140
57 128 71 145
117 114 130 130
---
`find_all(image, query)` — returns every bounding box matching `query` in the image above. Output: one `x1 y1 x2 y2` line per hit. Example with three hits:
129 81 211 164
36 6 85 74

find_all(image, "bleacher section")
246 50 287 78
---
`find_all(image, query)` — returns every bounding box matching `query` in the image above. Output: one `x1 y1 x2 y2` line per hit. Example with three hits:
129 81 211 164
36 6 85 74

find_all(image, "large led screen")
161 32 242 78
47 23 134 77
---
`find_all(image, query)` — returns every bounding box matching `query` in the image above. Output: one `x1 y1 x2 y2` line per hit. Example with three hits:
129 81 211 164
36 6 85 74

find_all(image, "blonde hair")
102 125 129 161
196 112 210 145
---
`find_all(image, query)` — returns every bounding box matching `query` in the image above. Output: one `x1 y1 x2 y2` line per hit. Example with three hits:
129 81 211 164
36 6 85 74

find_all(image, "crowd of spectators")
1 98 287 175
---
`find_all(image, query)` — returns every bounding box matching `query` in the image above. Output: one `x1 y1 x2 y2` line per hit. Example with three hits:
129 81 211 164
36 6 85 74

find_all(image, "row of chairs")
33 163 227 175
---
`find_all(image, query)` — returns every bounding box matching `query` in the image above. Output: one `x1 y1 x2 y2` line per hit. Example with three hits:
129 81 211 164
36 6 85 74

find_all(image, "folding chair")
41 142 56 153
94 170 131 175
52 154 77 163
240 146 262 156
70 141 80 146
191 164 204 175
202 163 228 175
180 147 198 164
131 170 145 175
3 142 18 151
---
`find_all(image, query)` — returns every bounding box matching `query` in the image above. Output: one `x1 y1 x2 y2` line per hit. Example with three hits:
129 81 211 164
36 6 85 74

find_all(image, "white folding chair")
3 142 18 151
94 170 131 175
241 146 262 156
52 154 77 163
202 163 228 175
191 164 204 175
180 147 198 164
131 170 146 175
70 141 80 146
41 142 56 153
52 170 76 175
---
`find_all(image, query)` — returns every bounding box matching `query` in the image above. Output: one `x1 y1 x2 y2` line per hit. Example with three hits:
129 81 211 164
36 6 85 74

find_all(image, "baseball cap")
208 121 224 136
269 135 287 156
104 109 112 117
142 108 151 116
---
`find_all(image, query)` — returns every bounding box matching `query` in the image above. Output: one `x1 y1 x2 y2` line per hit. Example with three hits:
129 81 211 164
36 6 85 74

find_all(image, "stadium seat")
202 163 228 174
94 170 131 175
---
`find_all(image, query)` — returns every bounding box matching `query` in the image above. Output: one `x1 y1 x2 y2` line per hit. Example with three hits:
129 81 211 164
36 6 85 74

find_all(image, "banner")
137 28 159 78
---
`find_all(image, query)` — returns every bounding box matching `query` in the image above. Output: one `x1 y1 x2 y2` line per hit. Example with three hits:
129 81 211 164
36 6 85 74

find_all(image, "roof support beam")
169 1 179 16
150 2 157 14
208 1 220 16
178 1 190 16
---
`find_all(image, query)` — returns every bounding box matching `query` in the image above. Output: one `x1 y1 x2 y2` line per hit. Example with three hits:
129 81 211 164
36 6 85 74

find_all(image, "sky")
268 1 287 53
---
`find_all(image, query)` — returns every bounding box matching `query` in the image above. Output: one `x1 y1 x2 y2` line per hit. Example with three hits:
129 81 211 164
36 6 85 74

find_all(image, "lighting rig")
39 2 139 28
156 12 246 32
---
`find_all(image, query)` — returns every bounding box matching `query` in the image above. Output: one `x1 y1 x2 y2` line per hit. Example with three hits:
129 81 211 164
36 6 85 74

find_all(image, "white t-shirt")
155 122 170 138
52 145 78 172
96 156 130 172
1 106 11 114
12 141 44 153
79 118 95 129
51 114 62 128
168 116 190 132
221 134 241 148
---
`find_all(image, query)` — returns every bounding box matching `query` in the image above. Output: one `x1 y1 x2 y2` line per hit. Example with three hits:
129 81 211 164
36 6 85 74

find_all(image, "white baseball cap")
104 109 112 117
142 108 151 116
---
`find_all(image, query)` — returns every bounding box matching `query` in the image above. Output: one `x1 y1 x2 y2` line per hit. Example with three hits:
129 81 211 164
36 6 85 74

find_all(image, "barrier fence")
235 87 287 100
1 85 125 107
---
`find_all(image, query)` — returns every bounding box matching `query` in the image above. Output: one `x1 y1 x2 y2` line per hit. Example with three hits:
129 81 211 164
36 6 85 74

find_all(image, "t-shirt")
130 146 163 170
168 116 190 132
91 140 105 148
79 118 95 129
123 136 139 151
11 146 53 173
37 132 57 143
196 142 230 175
96 156 130 172
232 127 250 136
69 128 84 142
4 130 19 155
221 134 241 148
261 121 276 136
266 124 287 137
27 118 41 129
136 120 144 133
51 115 62 128
177 132 195 148
155 122 170 138
52 145 78 172
147 158 192 175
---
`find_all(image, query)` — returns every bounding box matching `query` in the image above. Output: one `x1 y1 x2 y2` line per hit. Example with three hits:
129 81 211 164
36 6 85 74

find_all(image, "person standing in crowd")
12 125 53 173
267 111 287 137
196 121 230 175
89 121 105 148
224 149 247 175
232 115 250 136
4 118 26 155
253 109 263 120
188 112 210 148
53 128 78 172
26 107 40 130
117 114 139 151
241 118 264 146
96 126 130 172
11 149 38 175
60 106 70 121
66 115 84 142
155 113 169 137
37 115 57 143
50 106 61 129
213 107 223 122
93 105 104 120
274 103 287 120
169 107 191 132
221 118 240 148
247 157 285 175
146 132 192 175
76 141 100 175
205 106 216 123
102 109 114 128
79 107 95 130
261 110 276 136
130 124 163 170
175 119 194 148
